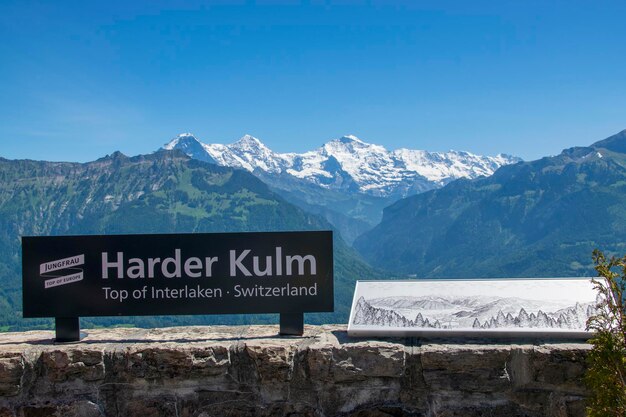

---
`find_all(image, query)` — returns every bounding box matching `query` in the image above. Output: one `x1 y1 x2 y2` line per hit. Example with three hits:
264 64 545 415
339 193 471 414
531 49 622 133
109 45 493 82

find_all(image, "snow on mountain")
393 149 514 184
162 133 217 164
162 133 521 198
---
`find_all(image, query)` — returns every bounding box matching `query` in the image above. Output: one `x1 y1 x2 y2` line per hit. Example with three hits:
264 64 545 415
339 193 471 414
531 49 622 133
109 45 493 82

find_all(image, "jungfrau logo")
40 254 85 289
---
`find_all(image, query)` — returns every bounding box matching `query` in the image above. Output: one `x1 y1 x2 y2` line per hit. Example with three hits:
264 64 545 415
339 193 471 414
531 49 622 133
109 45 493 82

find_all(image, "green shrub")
585 249 626 416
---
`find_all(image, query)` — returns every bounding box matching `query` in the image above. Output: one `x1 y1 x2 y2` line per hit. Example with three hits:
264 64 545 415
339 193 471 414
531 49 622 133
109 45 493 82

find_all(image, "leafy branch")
585 249 626 417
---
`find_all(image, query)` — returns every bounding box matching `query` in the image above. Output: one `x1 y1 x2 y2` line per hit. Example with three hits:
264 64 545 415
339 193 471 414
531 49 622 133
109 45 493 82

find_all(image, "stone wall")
0 325 590 417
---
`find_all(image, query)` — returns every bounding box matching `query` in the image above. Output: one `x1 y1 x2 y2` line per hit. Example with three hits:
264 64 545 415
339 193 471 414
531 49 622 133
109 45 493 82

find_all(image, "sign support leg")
55 317 82 342
279 312 304 335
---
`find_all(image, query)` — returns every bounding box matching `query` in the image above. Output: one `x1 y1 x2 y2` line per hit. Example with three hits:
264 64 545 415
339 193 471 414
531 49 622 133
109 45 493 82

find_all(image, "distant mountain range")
0 150 379 330
2 128 624 331
162 133 520 242
354 129 626 278
163 133 519 198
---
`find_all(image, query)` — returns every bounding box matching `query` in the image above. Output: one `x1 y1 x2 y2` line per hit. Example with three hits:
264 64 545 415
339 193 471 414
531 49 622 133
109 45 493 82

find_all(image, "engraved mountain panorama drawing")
353 295 597 330
348 279 599 335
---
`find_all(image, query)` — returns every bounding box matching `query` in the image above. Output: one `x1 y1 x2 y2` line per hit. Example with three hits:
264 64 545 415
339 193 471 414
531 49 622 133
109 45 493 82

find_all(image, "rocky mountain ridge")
0 150 378 329
163 133 521 199
354 129 626 277
163 133 521 243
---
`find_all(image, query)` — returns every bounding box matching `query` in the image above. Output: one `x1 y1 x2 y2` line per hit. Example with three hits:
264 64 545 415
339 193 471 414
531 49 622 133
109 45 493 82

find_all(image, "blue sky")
1 0 625 162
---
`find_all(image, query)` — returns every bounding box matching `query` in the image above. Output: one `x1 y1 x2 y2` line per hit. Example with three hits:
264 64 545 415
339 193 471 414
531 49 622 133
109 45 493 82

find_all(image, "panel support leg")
55 317 82 343
279 313 304 336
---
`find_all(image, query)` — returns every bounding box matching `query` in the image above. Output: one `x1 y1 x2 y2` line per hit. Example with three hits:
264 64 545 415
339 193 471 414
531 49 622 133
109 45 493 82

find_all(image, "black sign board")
22 231 333 341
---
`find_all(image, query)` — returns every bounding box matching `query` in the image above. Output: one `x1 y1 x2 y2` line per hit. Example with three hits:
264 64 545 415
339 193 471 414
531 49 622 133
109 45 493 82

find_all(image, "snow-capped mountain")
161 132 522 243
162 133 521 198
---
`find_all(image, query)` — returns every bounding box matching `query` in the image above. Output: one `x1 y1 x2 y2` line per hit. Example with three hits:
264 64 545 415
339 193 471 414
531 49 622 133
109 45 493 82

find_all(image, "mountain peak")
96 150 129 163
232 134 270 151
325 135 372 151
339 134 363 143
160 133 217 164
591 129 626 154
163 133 200 150
177 132 196 138
237 134 261 143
